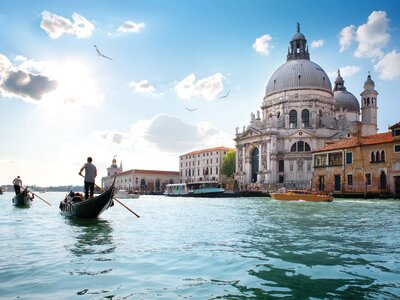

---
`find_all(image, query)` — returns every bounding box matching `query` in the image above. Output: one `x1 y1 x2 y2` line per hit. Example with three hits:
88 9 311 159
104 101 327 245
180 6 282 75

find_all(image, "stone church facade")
234 24 378 187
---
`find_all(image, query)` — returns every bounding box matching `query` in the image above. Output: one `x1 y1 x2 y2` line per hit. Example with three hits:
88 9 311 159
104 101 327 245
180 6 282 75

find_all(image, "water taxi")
271 189 333 202
164 181 224 197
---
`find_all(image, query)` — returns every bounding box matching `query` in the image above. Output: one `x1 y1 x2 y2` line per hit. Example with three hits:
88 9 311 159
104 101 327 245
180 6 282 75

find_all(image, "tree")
221 150 236 179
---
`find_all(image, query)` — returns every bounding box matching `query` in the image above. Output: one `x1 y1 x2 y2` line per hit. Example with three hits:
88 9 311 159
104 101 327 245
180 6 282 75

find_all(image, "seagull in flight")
94 45 113 60
185 107 198 112
220 90 230 99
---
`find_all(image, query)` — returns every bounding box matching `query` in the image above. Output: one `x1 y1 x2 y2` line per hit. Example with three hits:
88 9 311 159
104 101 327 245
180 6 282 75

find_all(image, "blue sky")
0 0 399 186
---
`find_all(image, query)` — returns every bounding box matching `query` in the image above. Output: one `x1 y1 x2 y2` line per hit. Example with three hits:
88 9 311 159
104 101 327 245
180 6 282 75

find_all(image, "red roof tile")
389 121 400 129
315 132 393 152
181 146 234 157
117 169 179 176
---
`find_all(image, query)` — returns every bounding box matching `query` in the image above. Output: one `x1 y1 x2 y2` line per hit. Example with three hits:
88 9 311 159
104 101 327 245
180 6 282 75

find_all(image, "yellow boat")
271 190 333 202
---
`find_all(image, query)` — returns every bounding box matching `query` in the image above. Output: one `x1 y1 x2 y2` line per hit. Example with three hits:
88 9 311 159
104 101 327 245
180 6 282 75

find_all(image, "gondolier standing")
12 176 22 195
79 157 97 199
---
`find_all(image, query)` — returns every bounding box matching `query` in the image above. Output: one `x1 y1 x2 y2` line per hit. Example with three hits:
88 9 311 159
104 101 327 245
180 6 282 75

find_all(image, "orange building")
312 122 400 198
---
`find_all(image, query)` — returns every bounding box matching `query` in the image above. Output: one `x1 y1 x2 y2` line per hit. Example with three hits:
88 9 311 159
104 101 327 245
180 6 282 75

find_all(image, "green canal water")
0 192 399 299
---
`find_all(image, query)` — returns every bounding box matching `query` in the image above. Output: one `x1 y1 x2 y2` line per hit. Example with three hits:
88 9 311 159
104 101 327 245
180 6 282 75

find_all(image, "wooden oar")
79 174 140 218
23 187 51 206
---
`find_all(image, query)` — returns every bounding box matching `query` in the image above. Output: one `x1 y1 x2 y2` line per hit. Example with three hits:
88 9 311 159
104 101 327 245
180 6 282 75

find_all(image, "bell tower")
107 155 122 176
360 72 378 136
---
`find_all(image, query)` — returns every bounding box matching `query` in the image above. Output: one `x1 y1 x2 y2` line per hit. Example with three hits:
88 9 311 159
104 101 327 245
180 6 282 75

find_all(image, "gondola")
12 188 33 207
59 183 115 218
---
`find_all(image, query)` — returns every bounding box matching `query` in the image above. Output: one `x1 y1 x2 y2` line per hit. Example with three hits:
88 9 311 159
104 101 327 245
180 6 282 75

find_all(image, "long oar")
79 175 140 218
23 187 51 206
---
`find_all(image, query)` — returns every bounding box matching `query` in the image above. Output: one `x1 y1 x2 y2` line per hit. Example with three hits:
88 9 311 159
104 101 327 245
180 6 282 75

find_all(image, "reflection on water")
225 200 400 299
67 218 115 257
65 218 116 278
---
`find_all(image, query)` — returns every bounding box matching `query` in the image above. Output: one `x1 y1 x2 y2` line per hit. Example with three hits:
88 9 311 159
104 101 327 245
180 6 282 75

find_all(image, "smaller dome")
334 91 360 112
333 69 359 112
363 72 375 89
292 32 305 40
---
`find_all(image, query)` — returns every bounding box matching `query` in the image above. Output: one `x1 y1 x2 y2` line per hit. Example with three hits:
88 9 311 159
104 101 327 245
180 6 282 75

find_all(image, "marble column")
267 141 271 171
242 145 246 173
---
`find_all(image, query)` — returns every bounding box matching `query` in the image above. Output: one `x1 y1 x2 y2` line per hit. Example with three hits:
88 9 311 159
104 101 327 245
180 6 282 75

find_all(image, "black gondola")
59 183 115 218
12 188 33 207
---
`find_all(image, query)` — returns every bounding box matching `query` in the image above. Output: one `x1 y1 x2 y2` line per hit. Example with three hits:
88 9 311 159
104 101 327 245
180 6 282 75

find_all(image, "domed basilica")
234 23 378 187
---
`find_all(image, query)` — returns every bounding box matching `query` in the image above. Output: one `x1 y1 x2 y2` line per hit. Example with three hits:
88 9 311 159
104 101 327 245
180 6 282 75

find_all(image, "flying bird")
94 45 113 60
185 107 198 112
220 90 230 99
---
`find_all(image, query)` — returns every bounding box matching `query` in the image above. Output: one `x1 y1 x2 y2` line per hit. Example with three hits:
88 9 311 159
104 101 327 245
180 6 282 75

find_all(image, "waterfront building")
180 146 234 183
101 157 180 193
234 23 377 187
311 122 400 197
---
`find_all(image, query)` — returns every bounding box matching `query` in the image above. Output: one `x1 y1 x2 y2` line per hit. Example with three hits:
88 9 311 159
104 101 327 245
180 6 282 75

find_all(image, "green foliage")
221 149 236 179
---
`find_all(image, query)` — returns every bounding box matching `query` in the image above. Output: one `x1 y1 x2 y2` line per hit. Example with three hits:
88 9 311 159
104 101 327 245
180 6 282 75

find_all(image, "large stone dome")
265 59 332 97
265 23 332 98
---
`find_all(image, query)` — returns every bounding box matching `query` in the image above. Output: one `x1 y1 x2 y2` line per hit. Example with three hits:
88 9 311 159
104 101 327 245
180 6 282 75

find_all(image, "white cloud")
311 39 324 48
40 11 95 39
129 80 162 95
117 21 145 33
374 50 400 80
339 25 355 53
175 73 224 101
354 11 390 58
95 114 234 153
0 53 103 107
340 65 361 77
252 34 272 55
14 55 28 62
0 54 57 102
131 114 234 152
94 129 134 147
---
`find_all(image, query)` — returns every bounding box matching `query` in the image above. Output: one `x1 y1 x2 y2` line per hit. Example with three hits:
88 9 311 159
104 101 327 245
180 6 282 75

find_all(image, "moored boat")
164 181 224 197
115 189 140 199
12 188 33 206
59 183 115 218
271 189 333 202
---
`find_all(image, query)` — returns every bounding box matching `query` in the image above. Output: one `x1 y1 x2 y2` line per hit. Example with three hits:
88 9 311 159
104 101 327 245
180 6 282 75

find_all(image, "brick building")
311 122 400 197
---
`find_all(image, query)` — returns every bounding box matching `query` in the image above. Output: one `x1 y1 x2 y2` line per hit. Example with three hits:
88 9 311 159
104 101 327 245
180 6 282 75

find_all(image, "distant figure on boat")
79 157 97 199
12 176 22 195
277 186 286 193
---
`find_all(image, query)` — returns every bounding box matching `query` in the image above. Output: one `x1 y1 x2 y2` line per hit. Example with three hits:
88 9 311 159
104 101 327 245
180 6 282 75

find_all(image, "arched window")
298 141 304 151
376 151 380 162
381 150 385 162
380 171 387 190
371 152 375 162
301 109 310 127
251 148 259 183
289 110 297 128
290 141 311 152
155 180 161 192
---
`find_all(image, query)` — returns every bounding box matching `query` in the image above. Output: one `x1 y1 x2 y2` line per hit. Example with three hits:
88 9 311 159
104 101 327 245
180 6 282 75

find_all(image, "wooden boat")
59 184 115 218
164 181 225 197
271 190 333 202
12 188 33 206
